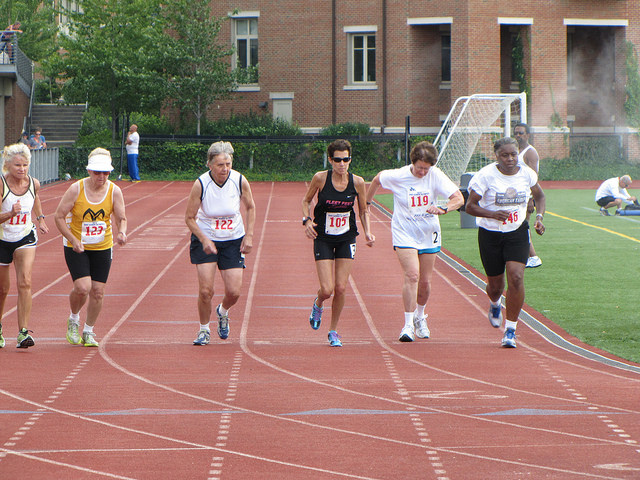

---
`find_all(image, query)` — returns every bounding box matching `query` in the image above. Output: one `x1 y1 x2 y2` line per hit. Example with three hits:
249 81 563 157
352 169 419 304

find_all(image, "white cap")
86 153 114 172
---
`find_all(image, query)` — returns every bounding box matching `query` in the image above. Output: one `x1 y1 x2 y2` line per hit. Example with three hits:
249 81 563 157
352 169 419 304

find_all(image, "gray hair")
207 141 234 164
2 143 31 174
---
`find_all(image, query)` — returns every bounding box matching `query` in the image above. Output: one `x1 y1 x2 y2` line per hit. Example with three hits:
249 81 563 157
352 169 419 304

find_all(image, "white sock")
404 312 414 328
69 312 80 324
83 324 94 334
415 304 426 319
200 323 210 332
490 299 501 308
505 320 518 331
218 304 229 316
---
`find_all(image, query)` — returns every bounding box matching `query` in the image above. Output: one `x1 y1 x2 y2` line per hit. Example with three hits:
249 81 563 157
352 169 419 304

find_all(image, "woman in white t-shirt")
465 137 545 348
366 141 464 342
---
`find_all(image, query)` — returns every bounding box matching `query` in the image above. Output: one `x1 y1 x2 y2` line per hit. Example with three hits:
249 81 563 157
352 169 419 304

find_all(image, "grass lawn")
373 188 640 364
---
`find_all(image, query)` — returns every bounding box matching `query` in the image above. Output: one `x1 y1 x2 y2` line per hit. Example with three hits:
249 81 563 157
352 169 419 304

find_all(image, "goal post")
433 93 527 186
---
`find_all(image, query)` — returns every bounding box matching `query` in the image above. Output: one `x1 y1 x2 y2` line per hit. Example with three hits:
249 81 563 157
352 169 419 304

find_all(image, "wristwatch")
302 216 312 225
440 206 448 214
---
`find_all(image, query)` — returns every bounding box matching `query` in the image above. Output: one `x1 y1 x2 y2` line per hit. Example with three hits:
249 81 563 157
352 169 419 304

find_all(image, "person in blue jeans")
125 124 140 182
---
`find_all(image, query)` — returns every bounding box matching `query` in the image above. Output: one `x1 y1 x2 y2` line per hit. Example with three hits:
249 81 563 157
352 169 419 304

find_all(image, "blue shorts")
189 234 245 270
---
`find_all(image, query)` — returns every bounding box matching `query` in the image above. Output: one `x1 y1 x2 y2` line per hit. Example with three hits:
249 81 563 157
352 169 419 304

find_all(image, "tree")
43 0 169 143
162 0 238 135
0 0 57 63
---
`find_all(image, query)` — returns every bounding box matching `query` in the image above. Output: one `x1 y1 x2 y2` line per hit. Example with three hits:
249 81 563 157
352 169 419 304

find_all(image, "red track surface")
1 181 639 479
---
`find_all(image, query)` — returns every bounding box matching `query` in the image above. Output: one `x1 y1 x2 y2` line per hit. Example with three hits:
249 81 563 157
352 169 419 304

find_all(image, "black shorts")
189 234 245 270
478 222 530 277
64 246 113 283
0 227 37 265
596 196 616 207
314 236 356 261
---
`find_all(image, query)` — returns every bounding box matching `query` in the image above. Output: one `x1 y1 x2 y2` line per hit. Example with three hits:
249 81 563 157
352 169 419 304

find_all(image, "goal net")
434 93 527 186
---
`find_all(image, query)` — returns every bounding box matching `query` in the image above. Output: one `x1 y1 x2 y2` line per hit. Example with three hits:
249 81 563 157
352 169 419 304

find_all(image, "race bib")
211 216 235 238
407 191 431 217
7 211 29 226
502 210 519 226
82 221 107 244
325 212 350 235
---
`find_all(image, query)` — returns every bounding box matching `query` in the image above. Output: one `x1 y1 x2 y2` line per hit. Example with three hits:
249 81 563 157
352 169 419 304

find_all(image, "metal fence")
30 148 59 184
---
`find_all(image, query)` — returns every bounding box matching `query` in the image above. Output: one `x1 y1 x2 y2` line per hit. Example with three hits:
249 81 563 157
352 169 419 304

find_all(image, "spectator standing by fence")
125 124 141 182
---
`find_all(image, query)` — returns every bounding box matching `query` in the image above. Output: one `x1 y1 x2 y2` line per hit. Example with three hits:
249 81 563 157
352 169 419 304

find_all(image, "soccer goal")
434 93 527 186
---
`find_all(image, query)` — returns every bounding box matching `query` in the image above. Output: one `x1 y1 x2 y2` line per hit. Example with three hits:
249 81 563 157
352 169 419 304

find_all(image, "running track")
1 180 639 479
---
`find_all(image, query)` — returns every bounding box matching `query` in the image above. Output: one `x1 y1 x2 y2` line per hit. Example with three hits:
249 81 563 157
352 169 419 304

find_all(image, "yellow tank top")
64 179 114 250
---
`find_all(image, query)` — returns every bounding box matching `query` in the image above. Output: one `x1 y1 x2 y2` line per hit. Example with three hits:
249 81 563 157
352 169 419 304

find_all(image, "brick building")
208 0 640 159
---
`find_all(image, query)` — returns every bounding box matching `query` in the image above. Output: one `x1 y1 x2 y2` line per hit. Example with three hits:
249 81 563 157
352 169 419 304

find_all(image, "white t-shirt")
379 164 459 250
468 163 538 232
126 131 139 155
595 177 630 202
195 170 245 242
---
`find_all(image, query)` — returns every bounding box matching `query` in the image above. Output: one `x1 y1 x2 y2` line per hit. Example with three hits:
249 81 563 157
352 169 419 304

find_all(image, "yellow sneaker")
66 318 81 345
81 331 99 347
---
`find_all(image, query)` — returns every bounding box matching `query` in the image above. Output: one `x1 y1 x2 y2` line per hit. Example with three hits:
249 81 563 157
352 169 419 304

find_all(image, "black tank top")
313 171 359 242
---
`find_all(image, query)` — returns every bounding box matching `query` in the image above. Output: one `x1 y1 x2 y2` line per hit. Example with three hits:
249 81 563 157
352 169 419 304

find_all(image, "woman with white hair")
0 143 48 349
54 148 127 347
185 141 256 346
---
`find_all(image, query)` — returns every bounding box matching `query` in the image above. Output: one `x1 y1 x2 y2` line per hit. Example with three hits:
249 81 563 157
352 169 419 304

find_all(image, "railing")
0 35 34 96
30 148 59 184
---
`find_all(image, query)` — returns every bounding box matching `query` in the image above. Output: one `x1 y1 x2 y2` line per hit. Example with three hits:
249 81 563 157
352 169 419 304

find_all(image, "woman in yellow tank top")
54 148 127 347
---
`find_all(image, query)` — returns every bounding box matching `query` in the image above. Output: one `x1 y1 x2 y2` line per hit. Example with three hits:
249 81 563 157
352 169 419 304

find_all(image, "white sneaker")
398 325 415 342
526 256 542 268
413 314 430 339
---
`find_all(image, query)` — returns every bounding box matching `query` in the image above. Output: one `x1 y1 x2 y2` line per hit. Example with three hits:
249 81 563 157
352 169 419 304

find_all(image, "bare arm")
301 172 325 239
365 172 382 205
240 176 256 254
524 148 539 174
112 185 127 245
185 179 217 255
531 183 546 236
32 179 49 234
54 181 84 253
465 190 510 223
354 175 374 247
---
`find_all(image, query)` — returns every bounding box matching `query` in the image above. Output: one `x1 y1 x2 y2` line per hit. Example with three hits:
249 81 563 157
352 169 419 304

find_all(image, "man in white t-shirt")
595 175 636 216
125 124 140 182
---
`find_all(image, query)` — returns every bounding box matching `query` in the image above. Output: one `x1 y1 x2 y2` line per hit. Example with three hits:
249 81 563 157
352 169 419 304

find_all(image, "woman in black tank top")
301 139 375 347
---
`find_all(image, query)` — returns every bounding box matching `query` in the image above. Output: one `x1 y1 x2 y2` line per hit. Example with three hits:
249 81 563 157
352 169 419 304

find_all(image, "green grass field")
374 189 640 364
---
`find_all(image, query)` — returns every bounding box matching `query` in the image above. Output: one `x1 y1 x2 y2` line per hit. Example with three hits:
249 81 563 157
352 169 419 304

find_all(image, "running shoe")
488 303 503 328
501 328 517 348
600 207 610 216
413 313 430 339
17 329 34 348
66 317 81 345
327 330 342 347
81 331 99 347
216 304 229 340
398 325 415 342
309 298 323 330
0 324 4 348
525 256 542 268
193 329 211 345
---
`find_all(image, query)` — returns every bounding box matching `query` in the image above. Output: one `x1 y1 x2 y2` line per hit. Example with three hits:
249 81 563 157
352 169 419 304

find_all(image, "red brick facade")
207 0 640 160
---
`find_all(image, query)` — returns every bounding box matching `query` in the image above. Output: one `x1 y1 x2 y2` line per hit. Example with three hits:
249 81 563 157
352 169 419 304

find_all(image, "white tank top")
0 175 36 242
195 170 245 241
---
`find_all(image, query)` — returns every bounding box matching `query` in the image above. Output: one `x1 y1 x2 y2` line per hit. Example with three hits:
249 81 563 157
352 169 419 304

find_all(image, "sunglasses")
331 156 351 163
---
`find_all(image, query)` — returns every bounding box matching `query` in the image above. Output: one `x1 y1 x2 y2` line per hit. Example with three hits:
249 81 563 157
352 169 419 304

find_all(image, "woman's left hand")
534 220 545 236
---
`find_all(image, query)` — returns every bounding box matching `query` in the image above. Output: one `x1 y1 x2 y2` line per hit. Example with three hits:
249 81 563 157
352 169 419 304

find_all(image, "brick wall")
4 83 30 145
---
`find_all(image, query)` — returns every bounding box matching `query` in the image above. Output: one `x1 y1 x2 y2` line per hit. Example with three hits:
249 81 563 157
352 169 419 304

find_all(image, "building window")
441 33 451 82
352 33 376 83
567 29 574 86
59 0 82 35
234 18 259 84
